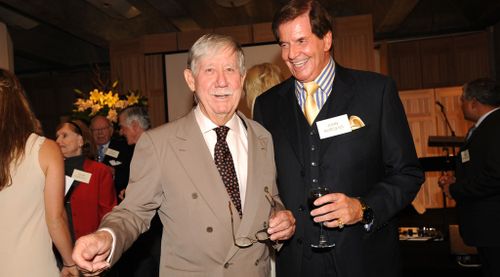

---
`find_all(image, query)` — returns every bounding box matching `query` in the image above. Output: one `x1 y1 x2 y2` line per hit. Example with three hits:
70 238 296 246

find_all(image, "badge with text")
71 169 92 184
105 147 120 158
316 114 352 139
461 149 470 163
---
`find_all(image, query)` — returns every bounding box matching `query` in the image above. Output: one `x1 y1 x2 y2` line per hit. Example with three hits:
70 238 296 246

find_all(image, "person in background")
56 120 117 240
72 33 295 277
119 105 151 146
90 115 133 200
253 1 424 276
438 78 500 277
109 105 160 277
244 63 284 118
0 68 77 276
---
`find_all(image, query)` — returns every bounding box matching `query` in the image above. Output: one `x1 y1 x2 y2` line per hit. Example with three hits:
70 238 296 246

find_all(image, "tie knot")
214 126 230 141
303 82 319 96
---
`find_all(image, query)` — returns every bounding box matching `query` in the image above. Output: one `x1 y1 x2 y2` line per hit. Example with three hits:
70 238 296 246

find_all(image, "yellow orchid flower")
127 93 139 105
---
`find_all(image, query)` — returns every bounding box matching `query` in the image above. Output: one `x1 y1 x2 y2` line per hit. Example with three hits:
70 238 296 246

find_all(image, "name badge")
105 148 120 158
461 149 470 163
71 169 92 184
316 114 352 139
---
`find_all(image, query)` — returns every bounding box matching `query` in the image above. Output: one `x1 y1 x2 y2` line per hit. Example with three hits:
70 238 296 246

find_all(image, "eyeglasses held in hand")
228 190 278 248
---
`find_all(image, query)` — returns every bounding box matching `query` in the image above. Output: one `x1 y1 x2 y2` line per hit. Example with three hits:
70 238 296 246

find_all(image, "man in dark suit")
253 1 424 276
90 115 134 200
439 78 500 277
72 33 296 277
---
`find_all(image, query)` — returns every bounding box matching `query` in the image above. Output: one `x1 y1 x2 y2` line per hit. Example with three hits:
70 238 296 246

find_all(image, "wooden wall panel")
333 15 374 71
214 25 253 45
453 33 491 84
388 41 422 90
435 86 473 137
252 22 275 43
177 29 213 51
400 86 472 209
400 89 441 208
142 33 177 54
110 39 146 94
144 55 166 128
420 37 454 88
400 89 437 156
387 31 491 90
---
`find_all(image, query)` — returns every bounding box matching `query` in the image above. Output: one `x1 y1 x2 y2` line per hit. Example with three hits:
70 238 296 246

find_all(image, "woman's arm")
39 139 77 274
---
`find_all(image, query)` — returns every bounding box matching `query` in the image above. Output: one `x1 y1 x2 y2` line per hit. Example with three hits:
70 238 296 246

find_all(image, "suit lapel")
318 66 356 160
170 111 233 234
278 78 305 166
226 113 270 260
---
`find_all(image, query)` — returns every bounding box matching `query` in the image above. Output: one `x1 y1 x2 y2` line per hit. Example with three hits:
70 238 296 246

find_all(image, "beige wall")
0 22 14 71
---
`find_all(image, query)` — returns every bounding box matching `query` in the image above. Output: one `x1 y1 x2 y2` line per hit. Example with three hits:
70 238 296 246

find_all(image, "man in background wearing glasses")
90 115 134 201
72 33 296 277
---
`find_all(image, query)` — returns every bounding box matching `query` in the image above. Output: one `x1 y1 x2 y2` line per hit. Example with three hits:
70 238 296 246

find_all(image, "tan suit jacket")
100 110 279 276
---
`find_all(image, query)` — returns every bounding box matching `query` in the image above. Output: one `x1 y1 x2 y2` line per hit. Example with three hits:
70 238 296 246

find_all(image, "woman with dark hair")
0 68 77 276
56 120 117 240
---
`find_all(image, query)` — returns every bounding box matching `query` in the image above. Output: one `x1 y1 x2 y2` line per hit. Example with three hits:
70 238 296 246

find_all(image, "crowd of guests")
1 1 499 277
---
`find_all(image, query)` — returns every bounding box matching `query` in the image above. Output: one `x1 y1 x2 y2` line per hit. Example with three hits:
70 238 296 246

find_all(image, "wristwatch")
357 197 374 231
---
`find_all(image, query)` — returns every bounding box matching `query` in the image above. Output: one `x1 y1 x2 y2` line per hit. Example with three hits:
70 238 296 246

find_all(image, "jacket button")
224 262 230 268
206 227 213 233
192 193 198 199
300 170 305 177
298 205 304 212
297 238 303 245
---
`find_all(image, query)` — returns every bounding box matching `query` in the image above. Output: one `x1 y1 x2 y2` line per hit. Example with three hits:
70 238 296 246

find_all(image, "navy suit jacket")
451 108 500 247
103 137 134 194
254 64 424 277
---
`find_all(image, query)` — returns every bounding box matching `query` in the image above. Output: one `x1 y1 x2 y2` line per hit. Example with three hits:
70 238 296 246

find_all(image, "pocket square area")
349 115 365 130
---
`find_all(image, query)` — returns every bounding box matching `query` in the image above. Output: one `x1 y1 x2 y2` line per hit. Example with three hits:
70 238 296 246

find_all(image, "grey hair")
120 106 151 130
186 33 246 76
463 78 500 107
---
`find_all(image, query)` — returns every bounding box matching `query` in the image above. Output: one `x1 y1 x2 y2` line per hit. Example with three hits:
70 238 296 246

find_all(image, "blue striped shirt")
295 57 336 113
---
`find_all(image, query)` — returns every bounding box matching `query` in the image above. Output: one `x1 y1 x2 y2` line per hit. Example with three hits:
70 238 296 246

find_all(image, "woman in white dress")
0 68 78 276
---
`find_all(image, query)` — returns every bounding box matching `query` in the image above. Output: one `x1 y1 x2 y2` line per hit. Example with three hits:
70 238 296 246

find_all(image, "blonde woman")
244 63 284 117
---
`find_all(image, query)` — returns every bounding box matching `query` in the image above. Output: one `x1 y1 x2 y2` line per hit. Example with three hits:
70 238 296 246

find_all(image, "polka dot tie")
214 126 242 217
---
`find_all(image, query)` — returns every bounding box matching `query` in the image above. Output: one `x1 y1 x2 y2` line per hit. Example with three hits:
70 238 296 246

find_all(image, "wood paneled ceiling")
1 0 499 74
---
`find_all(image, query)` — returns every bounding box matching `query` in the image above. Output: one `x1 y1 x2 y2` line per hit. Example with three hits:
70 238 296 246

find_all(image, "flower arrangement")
72 80 147 123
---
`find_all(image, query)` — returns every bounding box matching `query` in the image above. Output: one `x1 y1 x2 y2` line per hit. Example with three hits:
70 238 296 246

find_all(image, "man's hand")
310 193 363 229
60 265 79 277
118 189 126 201
268 210 296 241
438 173 456 199
72 230 113 276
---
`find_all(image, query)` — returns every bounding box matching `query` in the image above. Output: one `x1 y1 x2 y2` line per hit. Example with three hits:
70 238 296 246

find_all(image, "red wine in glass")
309 186 335 248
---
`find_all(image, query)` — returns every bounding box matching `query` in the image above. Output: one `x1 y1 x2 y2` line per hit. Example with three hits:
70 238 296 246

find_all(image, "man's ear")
323 31 333 52
184 69 196 92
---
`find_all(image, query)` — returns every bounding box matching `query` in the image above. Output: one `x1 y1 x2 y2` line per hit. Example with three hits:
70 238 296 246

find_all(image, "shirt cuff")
98 228 116 263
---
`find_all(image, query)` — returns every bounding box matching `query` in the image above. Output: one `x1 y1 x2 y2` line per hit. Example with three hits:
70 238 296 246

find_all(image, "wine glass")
309 186 335 248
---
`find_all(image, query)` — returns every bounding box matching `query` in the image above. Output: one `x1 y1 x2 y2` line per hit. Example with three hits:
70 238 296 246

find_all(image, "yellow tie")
304 81 320 125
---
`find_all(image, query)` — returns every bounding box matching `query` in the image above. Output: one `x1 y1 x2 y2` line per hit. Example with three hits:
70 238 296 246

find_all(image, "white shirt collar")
194 106 242 135
476 107 500 127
